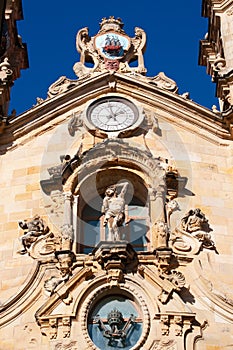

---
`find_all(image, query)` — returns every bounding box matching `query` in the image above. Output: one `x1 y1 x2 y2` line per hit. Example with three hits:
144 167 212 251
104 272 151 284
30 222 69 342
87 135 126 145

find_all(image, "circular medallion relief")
88 295 142 349
80 284 150 350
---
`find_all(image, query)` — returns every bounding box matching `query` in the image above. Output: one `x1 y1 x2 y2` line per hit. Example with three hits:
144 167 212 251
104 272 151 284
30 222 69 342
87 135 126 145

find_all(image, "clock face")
87 97 138 132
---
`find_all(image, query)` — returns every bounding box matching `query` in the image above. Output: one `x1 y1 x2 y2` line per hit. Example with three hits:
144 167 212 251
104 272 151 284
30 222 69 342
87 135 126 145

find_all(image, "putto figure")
18 215 49 254
102 182 128 241
180 208 215 249
181 208 208 233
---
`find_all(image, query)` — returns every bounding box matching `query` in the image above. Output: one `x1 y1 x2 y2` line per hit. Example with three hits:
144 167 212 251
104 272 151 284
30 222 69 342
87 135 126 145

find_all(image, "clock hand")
108 102 116 118
114 111 125 116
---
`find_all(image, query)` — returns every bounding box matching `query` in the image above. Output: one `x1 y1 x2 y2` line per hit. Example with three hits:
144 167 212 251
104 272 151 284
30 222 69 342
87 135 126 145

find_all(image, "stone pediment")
0 71 231 152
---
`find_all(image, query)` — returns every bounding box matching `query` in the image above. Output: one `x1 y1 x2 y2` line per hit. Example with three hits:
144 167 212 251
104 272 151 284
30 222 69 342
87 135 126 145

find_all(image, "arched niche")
74 168 150 253
63 139 166 194
62 140 167 253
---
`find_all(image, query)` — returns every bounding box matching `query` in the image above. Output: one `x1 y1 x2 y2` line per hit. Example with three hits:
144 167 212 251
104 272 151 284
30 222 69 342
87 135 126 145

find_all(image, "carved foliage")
47 76 78 98
155 249 186 304
147 72 178 93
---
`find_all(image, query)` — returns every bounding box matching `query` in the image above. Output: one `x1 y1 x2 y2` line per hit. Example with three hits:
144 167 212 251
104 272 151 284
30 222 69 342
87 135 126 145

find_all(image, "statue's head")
105 185 117 197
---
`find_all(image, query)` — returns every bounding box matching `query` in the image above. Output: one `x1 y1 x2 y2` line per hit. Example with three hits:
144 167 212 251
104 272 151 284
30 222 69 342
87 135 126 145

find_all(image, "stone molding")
0 72 231 151
79 282 150 350
63 138 166 193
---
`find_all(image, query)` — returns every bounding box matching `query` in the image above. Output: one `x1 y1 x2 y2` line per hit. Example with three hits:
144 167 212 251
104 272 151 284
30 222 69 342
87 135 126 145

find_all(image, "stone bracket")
92 241 138 286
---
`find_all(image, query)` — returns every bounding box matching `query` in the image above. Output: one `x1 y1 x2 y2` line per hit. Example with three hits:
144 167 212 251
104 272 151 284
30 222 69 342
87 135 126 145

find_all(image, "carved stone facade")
199 0 233 137
0 0 28 133
0 8 233 350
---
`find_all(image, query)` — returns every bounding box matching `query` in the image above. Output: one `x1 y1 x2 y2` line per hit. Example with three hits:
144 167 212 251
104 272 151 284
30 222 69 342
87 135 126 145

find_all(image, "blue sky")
10 0 218 115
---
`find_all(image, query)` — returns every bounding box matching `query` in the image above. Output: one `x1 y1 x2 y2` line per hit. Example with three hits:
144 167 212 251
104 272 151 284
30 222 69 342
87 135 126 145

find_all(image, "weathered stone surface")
0 11 233 350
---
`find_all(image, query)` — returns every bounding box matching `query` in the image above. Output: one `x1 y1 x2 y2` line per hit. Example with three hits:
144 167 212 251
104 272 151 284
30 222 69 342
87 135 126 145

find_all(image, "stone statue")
18 215 49 254
181 208 208 233
181 208 215 249
102 182 128 241
156 220 169 248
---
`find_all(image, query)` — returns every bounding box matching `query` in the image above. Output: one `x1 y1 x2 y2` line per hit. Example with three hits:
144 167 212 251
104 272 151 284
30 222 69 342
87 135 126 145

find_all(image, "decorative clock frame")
83 94 145 138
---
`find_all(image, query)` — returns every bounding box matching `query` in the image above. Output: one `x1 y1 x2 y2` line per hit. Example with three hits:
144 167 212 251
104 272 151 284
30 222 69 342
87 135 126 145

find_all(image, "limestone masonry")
0 1 233 349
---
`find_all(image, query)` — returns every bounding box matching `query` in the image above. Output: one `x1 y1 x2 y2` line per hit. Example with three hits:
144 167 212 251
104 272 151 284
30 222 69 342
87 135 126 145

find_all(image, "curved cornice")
63 138 165 194
189 255 233 323
0 261 52 327
1 72 231 151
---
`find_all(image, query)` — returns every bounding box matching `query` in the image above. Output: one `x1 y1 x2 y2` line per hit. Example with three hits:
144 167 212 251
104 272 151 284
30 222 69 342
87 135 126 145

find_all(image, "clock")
86 96 139 132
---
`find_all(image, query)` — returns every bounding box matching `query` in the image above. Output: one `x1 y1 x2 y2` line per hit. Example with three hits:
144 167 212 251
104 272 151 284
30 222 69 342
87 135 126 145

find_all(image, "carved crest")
74 16 147 78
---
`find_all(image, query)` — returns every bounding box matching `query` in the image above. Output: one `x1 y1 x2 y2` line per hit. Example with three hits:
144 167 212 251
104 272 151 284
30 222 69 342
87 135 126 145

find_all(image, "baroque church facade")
0 1 233 349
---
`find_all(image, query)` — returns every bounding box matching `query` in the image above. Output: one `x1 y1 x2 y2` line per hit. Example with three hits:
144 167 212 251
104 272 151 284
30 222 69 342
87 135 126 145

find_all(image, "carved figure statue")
181 208 215 249
18 215 49 254
102 182 128 241
181 208 208 233
156 220 169 248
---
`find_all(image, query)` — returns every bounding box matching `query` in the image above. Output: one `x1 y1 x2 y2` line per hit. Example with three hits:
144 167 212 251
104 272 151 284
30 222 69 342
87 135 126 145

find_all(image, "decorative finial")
100 16 124 28
99 16 124 33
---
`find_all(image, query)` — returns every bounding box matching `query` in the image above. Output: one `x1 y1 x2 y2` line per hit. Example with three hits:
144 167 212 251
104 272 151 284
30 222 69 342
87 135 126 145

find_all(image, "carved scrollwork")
67 112 83 136
147 72 178 93
47 76 78 98
151 339 177 350
73 17 148 79
213 53 226 72
53 341 77 350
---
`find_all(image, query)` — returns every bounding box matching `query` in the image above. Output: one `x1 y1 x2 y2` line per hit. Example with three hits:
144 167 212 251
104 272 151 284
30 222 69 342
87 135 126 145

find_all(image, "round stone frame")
80 282 150 350
82 94 145 138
